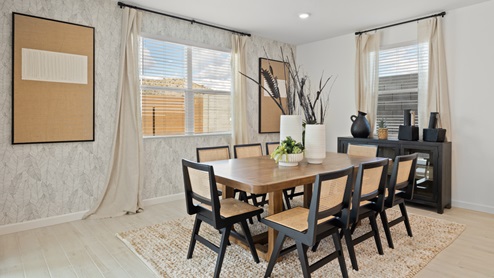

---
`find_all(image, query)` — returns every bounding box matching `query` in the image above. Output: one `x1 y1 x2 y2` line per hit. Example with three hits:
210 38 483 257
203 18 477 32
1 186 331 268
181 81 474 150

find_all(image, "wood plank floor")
1 200 493 277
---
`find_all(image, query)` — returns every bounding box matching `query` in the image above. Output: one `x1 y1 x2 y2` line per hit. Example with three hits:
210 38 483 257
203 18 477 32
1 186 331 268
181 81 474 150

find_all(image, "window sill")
143 132 231 140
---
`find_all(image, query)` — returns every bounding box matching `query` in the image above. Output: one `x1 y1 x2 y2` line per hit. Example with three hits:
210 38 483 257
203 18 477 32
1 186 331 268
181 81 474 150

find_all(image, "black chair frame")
380 153 418 248
263 166 355 278
182 159 263 278
342 158 388 271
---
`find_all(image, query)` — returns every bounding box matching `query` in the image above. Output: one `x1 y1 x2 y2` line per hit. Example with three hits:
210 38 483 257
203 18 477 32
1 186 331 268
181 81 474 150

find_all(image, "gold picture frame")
12 13 95 144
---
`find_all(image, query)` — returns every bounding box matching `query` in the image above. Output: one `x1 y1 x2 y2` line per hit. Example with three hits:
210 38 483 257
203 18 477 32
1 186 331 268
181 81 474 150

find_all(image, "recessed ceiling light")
299 13 310 19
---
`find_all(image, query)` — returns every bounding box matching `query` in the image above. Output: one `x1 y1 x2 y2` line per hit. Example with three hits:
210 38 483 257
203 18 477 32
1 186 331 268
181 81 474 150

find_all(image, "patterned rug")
116 208 465 277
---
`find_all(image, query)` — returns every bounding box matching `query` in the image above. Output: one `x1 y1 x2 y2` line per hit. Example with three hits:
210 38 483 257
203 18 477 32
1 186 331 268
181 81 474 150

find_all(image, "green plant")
270 136 304 163
378 118 387 129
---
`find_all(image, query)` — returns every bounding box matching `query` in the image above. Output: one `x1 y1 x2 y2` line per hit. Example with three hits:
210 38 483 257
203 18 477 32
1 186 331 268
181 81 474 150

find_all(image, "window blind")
377 43 427 137
140 37 231 136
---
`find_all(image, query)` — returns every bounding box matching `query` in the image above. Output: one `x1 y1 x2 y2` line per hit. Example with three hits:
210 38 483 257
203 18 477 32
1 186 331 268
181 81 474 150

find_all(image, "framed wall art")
258 58 289 133
12 13 95 144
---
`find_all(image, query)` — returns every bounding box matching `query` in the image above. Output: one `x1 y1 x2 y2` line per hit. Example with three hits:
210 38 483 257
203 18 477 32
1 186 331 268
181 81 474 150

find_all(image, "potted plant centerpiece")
377 118 388 140
270 136 304 166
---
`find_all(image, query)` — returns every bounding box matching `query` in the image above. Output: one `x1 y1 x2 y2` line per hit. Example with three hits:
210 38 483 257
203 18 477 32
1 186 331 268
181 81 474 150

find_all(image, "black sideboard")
337 137 452 214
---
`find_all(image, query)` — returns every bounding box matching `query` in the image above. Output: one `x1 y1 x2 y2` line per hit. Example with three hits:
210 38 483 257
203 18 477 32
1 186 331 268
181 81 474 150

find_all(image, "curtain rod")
355 11 446 36
117 1 251 37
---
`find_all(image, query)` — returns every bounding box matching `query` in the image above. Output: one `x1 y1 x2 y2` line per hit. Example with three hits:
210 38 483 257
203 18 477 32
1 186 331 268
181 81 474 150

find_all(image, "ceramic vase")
350 111 371 138
304 124 326 164
280 115 302 143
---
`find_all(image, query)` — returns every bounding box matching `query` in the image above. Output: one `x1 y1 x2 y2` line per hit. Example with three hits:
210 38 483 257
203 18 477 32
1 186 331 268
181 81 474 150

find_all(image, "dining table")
204 151 385 261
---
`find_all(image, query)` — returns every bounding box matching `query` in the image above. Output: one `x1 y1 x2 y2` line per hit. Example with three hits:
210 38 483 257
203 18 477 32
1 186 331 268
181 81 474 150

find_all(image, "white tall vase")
279 115 302 144
305 124 326 164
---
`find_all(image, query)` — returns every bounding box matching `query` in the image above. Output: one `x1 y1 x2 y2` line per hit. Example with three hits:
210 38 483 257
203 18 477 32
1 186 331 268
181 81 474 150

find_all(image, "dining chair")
342 158 388 271
347 143 378 157
182 159 263 278
196 145 231 195
234 143 268 221
265 141 279 156
380 153 418 248
196 145 231 163
262 166 354 278
266 141 304 209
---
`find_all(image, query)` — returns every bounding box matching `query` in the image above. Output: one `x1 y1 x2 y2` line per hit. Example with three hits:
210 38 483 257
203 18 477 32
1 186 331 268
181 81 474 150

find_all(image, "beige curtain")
418 17 452 141
355 32 381 138
84 8 143 219
231 34 248 145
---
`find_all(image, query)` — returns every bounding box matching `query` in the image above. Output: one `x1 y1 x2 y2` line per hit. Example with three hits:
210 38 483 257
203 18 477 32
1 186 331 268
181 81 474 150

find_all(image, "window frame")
139 34 232 138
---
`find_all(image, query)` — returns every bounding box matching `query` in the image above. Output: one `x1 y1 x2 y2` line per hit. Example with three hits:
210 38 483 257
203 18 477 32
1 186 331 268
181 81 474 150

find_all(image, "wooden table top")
205 152 385 194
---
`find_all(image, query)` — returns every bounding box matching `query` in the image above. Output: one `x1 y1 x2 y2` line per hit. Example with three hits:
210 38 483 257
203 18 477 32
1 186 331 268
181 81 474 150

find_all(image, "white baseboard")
0 193 185 236
0 210 89 236
452 199 494 214
141 192 184 207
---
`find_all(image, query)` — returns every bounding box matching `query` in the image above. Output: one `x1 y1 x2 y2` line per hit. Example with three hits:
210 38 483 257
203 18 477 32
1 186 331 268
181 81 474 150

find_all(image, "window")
140 37 232 136
377 43 427 138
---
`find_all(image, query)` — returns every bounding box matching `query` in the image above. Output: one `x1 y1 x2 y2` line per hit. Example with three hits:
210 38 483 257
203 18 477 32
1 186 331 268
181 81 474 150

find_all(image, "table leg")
267 190 283 260
222 185 234 198
303 184 313 208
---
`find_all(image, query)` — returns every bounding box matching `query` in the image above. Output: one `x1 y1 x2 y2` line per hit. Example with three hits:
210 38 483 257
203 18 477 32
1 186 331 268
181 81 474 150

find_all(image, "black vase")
350 111 371 138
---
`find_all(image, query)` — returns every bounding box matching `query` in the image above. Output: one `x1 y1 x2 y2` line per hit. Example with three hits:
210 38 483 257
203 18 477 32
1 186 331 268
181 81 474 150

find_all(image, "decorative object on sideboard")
350 111 371 138
270 136 304 166
377 118 388 140
423 112 446 142
398 109 419 141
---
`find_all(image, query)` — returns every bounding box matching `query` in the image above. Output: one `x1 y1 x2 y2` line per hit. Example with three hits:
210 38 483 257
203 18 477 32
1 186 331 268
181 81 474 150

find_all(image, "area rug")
116 209 465 277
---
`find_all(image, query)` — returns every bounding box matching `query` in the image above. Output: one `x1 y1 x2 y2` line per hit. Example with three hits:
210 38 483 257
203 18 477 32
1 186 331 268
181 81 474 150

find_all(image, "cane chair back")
266 142 280 155
347 144 378 157
234 143 263 158
196 145 230 163
351 158 388 221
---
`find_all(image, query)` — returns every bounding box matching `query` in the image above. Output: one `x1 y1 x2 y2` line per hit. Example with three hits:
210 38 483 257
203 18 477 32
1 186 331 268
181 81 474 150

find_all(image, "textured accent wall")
0 0 120 225
0 0 293 225
140 13 293 199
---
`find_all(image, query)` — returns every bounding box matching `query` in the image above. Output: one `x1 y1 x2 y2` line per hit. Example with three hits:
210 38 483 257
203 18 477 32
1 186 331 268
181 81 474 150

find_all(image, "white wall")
297 0 494 214
443 1 494 213
296 34 356 152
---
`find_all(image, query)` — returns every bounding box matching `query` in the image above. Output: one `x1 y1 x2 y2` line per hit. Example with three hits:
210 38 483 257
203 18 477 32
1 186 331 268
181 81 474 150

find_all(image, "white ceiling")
129 0 490 45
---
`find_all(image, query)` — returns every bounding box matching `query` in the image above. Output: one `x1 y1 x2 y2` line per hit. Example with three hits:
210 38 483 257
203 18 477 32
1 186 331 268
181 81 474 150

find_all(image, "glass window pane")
140 37 232 136
193 93 231 134
142 89 185 136
141 38 187 88
191 47 231 91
